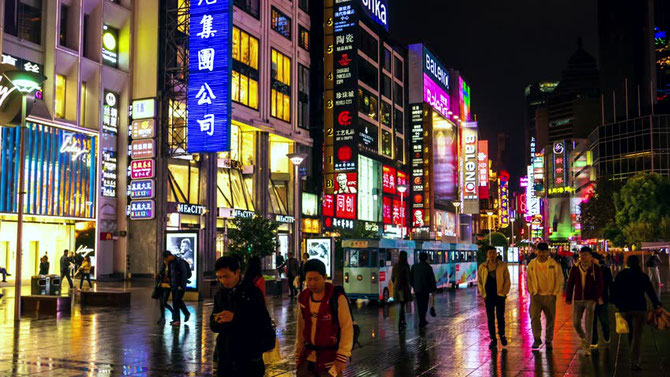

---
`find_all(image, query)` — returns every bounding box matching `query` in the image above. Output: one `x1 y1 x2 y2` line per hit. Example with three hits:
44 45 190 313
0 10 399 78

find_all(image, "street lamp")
453 201 461 241
486 211 494 242
397 184 408 237
510 217 516 246
2 69 47 321
287 152 308 258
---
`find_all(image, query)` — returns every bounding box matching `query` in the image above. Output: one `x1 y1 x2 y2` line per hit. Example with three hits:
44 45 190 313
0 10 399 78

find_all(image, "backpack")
330 285 362 350
179 258 192 280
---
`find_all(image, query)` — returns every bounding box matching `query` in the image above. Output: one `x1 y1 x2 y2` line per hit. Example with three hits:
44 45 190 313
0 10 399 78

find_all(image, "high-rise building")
524 81 558 155
0 0 134 280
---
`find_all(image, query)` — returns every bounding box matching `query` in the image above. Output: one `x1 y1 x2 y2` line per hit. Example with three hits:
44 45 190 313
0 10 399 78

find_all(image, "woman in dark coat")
391 250 412 328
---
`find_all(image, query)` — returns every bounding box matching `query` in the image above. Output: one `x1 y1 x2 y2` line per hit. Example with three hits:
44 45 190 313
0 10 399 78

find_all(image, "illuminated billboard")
423 73 449 119
432 111 457 205
460 122 479 214
499 171 510 228
459 77 471 121
478 140 489 199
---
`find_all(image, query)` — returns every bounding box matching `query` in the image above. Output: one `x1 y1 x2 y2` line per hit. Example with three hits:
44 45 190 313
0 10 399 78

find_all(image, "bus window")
359 249 371 267
387 250 393 266
345 249 351 267
379 251 386 267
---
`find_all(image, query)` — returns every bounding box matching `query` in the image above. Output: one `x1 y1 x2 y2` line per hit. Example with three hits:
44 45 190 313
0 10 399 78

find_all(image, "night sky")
390 0 598 186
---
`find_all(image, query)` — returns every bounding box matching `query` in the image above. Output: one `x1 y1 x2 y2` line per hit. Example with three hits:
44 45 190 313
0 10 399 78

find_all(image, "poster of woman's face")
166 232 198 289
306 238 332 278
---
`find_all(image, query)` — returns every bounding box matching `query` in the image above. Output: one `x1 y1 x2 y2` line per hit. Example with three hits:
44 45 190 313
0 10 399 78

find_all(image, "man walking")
295 259 353 376
646 251 662 290
477 246 511 349
59 249 74 289
212 256 274 377
591 253 612 349
527 242 563 349
410 252 437 329
163 251 191 326
286 252 300 297
566 246 603 356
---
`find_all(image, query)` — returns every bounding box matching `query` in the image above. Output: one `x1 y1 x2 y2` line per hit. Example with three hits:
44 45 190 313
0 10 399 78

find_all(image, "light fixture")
287 152 308 166
397 184 408 194
3 70 47 94
486 211 493 216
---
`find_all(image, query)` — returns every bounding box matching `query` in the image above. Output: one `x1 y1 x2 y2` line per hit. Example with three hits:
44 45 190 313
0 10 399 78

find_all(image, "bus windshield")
346 249 372 267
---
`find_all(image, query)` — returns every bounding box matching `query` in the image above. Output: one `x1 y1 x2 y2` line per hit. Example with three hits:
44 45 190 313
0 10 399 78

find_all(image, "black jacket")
612 267 662 312
39 262 49 275
59 255 71 274
165 257 190 289
410 261 437 294
210 281 270 361
600 264 613 303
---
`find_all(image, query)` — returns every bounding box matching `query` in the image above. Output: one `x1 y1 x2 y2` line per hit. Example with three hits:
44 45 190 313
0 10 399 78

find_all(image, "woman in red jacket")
243 256 266 299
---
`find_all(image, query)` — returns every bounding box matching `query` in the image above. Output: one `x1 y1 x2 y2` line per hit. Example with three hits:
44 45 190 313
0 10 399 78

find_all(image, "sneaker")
532 340 542 349
489 340 497 349
590 343 599 349
184 311 191 322
500 337 508 347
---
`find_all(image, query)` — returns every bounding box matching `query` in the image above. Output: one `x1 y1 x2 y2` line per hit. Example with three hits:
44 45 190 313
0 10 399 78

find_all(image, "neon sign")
360 0 388 30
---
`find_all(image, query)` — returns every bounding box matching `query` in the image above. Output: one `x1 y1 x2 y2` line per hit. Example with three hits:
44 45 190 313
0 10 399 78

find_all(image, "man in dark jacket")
59 249 74 289
566 247 603 356
286 252 300 297
612 255 663 370
410 252 437 328
163 251 191 326
591 254 612 348
211 256 270 377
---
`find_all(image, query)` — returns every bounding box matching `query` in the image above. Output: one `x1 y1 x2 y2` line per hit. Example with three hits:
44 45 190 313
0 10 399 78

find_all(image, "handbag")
151 285 161 300
615 312 629 334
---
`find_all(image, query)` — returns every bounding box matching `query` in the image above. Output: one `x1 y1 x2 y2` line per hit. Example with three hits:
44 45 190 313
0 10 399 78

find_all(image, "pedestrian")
0 266 11 282
646 251 662 289
275 251 286 297
477 246 511 349
299 252 309 291
76 256 93 290
566 246 604 356
391 250 412 329
155 254 174 325
211 256 275 377
295 259 353 377
59 250 73 288
243 256 266 299
527 242 563 350
286 252 300 298
612 255 664 371
561 253 573 282
39 255 49 275
410 252 437 328
163 250 191 326
590 253 612 349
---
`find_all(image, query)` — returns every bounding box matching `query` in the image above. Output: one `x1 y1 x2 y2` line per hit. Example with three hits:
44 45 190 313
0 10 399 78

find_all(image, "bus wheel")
382 287 390 303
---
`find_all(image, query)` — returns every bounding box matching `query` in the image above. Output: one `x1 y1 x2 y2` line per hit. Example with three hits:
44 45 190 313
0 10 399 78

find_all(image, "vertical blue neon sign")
188 0 232 153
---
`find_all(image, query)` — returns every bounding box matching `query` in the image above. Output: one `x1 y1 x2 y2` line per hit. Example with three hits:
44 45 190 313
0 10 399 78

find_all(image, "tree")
227 212 279 264
614 172 670 245
580 177 620 240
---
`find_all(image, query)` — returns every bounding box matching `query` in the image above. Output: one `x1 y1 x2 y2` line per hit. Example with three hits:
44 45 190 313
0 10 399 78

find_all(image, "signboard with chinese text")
499 172 509 228
552 141 566 189
130 139 156 159
334 172 358 194
129 179 155 199
335 194 356 219
478 140 489 199
132 98 156 119
382 165 396 194
102 91 119 134
130 200 155 220
131 119 155 139
101 151 117 197
187 0 232 153
130 159 155 179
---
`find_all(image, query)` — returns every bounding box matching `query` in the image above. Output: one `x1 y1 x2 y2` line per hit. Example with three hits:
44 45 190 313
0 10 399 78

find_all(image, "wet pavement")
0 265 668 377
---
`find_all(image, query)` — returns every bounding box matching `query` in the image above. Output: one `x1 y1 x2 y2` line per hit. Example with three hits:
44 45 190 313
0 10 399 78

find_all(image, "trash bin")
47 274 61 295
30 275 47 295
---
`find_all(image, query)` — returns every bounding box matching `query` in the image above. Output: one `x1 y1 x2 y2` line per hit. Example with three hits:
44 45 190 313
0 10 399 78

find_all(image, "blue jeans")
0 267 7 281
171 287 189 321
79 273 92 288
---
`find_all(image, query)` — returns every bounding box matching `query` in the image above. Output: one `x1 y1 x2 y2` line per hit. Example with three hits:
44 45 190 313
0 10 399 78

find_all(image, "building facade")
0 0 134 280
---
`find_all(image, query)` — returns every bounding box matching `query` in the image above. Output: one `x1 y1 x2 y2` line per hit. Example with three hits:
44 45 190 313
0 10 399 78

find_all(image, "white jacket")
526 257 563 296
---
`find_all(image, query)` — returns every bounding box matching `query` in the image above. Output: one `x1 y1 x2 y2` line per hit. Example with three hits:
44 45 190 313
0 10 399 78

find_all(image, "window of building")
271 49 291 122
357 87 378 120
395 136 404 163
80 82 87 124
82 14 90 58
3 0 42 45
168 163 200 204
298 26 310 51
394 56 403 81
358 59 378 90
394 108 404 134
271 7 291 40
234 0 260 18
298 64 310 130
59 4 68 47
359 29 378 62
381 102 392 127
299 0 308 12
394 82 403 104
232 27 259 109
358 155 381 222
381 130 392 157
55 74 66 119
383 48 391 72
381 75 392 99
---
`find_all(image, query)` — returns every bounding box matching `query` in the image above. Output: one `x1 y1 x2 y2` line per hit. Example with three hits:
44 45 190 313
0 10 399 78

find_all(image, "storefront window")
232 27 259 109
168 163 200 204
217 168 255 210
357 87 378 120
270 140 290 173
271 49 291 122
358 155 381 222
269 179 289 214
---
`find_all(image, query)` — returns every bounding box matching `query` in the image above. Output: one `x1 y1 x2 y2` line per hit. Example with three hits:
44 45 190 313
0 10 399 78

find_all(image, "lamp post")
453 201 461 241
397 184 408 237
287 152 308 257
486 211 494 242
2 70 47 321
510 217 516 246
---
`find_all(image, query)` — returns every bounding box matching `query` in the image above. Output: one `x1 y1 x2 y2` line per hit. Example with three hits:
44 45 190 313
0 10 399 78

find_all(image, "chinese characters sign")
188 0 232 153
552 141 566 189
102 91 119 134
129 179 155 199
101 151 118 197
382 165 396 194
130 159 155 179
478 140 489 199
499 172 509 228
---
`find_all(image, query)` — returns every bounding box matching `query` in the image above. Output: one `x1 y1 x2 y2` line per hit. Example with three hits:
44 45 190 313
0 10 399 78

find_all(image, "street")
0 265 668 377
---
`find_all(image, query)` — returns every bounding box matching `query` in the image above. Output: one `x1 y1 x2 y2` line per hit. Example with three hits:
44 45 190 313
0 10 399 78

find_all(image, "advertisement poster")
306 238 332 278
432 111 457 204
165 231 198 290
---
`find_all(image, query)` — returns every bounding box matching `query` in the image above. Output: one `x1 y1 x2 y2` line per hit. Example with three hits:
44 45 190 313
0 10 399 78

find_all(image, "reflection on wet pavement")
0 265 668 376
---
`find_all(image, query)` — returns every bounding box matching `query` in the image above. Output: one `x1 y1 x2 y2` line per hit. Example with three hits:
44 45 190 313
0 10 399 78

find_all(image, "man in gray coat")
410 252 437 328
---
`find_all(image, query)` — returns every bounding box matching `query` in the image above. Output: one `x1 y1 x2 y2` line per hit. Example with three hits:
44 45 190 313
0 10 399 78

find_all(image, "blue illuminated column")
187 0 232 153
